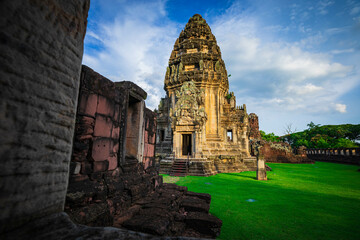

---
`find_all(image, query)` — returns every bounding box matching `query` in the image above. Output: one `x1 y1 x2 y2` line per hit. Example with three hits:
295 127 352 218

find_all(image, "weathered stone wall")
306 148 360 165
0 0 89 233
143 108 157 170
257 141 312 163
65 66 222 238
65 66 162 227
248 113 261 139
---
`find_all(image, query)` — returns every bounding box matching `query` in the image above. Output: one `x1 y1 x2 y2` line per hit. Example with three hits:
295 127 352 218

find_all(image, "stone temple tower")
156 14 257 175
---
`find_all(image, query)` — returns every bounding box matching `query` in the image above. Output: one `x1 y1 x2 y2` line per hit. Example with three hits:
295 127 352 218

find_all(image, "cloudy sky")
83 0 360 135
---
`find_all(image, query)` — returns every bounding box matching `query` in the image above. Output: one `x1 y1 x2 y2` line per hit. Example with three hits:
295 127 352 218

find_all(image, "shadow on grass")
222 172 257 180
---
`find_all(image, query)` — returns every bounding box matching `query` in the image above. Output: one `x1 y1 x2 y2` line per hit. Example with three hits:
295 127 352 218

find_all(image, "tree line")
260 122 360 149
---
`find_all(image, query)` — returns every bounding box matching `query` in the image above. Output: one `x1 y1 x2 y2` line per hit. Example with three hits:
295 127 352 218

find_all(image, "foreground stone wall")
143 109 157 170
65 66 162 226
0 0 89 233
65 66 222 238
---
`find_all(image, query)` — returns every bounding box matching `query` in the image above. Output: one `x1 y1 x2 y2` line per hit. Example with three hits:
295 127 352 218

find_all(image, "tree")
283 123 297 135
260 130 281 142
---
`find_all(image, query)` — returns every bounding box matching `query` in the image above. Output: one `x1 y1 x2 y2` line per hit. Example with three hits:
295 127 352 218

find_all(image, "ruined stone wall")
65 66 162 227
259 141 312 163
306 148 360 165
143 108 157 170
0 0 89 233
72 65 124 174
249 113 261 139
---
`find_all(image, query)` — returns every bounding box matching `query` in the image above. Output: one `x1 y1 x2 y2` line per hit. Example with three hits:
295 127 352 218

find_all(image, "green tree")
333 138 358 148
260 130 281 142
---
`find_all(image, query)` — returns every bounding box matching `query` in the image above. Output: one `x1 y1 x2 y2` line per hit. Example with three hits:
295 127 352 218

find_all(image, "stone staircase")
188 160 215 176
170 159 188 177
243 156 257 171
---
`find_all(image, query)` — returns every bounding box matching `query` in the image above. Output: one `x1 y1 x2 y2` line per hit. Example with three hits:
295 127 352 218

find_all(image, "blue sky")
83 0 360 135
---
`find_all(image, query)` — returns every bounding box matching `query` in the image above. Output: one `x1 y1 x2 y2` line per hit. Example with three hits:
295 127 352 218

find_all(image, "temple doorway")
182 134 192 156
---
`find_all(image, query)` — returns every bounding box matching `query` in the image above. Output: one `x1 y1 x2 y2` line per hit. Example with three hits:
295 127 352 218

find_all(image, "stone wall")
248 113 261 139
0 0 89 233
252 141 312 163
306 148 360 165
143 109 157 170
65 65 162 226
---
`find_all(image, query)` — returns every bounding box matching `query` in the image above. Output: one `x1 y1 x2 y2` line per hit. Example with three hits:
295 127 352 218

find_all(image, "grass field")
162 162 360 240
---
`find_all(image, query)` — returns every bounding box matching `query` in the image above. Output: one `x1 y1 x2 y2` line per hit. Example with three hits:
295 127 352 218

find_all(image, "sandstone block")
180 196 210 213
111 126 120 139
185 212 222 237
76 116 95 137
108 155 118 170
94 115 113 138
144 131 149 144
92 138 112 161
78 93 98 117
97 95 114 117
93 161 109 173
148 133 156 144
185 191 211 204
123 215 170 236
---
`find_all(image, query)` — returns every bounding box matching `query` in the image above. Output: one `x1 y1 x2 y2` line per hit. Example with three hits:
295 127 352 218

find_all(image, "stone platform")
160 156 258 176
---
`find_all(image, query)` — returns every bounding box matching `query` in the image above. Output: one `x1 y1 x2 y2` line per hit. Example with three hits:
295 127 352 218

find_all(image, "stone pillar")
0 0 89 233
257 156 267 180
254 142 267 180
174 132 181 158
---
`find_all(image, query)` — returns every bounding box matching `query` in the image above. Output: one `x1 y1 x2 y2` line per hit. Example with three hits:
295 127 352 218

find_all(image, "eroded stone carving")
172 81 207 127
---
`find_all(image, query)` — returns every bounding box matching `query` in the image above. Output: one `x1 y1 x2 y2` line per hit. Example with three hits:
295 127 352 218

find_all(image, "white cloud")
82 0 177 110
318 0 335 15
350 6 360 15
335 103 347 113
210 2 355 120
330 48 355 54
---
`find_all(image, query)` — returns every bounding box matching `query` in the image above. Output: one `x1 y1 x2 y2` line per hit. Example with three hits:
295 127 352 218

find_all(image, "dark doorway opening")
182 134 192 156
159 129 165 142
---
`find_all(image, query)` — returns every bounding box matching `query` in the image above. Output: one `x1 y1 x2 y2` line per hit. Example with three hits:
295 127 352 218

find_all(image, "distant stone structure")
250 140 313 164
156 14 258 175
306 148 360 165
0 2 222 239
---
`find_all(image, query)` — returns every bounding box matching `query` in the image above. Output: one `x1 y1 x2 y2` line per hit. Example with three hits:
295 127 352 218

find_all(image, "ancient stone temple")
0 2 222 238
157 14 257 175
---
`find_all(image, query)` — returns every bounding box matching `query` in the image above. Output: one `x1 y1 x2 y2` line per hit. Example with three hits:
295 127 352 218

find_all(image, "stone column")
173 132 181 158
0 0 89 233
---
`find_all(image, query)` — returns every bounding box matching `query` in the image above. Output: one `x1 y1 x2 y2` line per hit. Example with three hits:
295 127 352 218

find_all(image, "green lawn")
162 162 360 240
